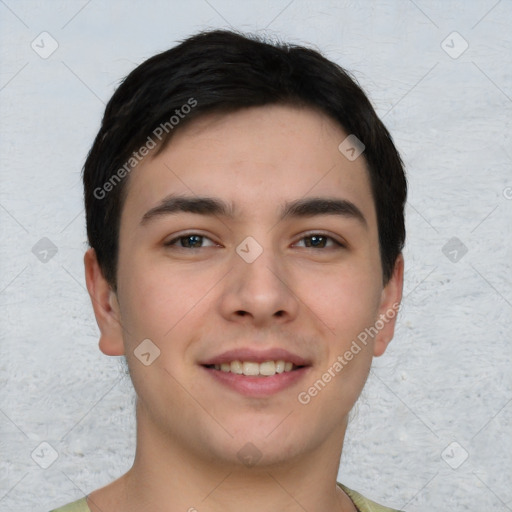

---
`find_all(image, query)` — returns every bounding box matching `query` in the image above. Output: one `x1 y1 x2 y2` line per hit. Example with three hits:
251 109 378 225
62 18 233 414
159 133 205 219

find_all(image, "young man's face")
87 104 403 468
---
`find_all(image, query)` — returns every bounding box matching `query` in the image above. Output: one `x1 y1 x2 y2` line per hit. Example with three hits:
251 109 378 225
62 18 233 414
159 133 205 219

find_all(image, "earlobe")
84 248 125 356
373 253 404 357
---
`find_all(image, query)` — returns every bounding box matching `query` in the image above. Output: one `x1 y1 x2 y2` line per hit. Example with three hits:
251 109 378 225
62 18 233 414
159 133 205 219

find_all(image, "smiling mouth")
203 360 303 377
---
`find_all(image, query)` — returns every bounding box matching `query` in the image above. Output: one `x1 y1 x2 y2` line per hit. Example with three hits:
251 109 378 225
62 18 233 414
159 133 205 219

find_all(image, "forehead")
120 104 376 229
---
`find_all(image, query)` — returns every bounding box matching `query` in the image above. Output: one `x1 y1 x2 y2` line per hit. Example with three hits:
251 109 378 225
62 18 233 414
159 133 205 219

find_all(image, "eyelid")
164 231 220 247
163 231 347 249
293 231 347 249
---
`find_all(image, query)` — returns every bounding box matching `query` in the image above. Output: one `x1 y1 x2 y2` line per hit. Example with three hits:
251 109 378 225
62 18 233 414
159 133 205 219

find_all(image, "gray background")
0 1 511 510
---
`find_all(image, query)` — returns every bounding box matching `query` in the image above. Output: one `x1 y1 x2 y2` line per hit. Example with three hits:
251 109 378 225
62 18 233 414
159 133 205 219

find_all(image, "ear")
84 248 125 356
373 253 404 357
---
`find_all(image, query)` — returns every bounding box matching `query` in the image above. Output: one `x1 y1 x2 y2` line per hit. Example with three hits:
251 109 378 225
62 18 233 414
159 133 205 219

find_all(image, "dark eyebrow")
280 197 367 227
140 194 367 228
140 195 235 225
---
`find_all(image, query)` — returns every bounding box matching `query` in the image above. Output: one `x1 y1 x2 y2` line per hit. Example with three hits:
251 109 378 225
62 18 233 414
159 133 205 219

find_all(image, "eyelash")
164 232 346 250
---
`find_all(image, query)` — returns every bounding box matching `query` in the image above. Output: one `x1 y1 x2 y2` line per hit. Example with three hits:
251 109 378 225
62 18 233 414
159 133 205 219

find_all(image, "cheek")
116 263 205 415
117 253 218 352
299 264 382 337
298 279 377 422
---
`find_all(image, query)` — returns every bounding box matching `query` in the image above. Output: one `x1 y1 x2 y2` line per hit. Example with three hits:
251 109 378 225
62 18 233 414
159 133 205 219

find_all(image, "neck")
88 401 356 512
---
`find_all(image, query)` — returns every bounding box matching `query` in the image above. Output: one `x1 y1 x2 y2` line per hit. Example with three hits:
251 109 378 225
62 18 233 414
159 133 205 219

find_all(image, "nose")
218 238 300 328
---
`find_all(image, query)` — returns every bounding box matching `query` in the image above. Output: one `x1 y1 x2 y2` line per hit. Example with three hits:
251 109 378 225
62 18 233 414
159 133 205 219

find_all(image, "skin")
84 104 404 512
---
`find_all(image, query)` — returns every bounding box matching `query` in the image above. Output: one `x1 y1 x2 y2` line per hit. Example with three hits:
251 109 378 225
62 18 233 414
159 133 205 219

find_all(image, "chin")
217 427 311 469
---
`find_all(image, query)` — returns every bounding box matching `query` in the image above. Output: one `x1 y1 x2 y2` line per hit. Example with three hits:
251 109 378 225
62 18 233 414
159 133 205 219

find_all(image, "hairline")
110 102 386 292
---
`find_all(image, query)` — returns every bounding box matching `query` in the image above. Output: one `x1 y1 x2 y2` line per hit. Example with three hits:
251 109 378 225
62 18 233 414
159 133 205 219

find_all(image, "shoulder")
49 497 91 512
52 487 404 512
338 483 405 512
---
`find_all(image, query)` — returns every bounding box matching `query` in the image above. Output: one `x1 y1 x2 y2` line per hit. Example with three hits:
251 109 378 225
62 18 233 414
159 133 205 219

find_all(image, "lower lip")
202 366 310 397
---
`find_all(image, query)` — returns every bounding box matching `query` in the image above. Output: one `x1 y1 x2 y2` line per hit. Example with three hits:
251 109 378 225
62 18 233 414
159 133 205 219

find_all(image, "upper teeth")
213 360 294 376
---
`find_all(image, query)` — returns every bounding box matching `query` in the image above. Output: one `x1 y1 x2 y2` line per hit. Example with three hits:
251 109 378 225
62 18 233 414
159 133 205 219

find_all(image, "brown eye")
304 235 328 248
